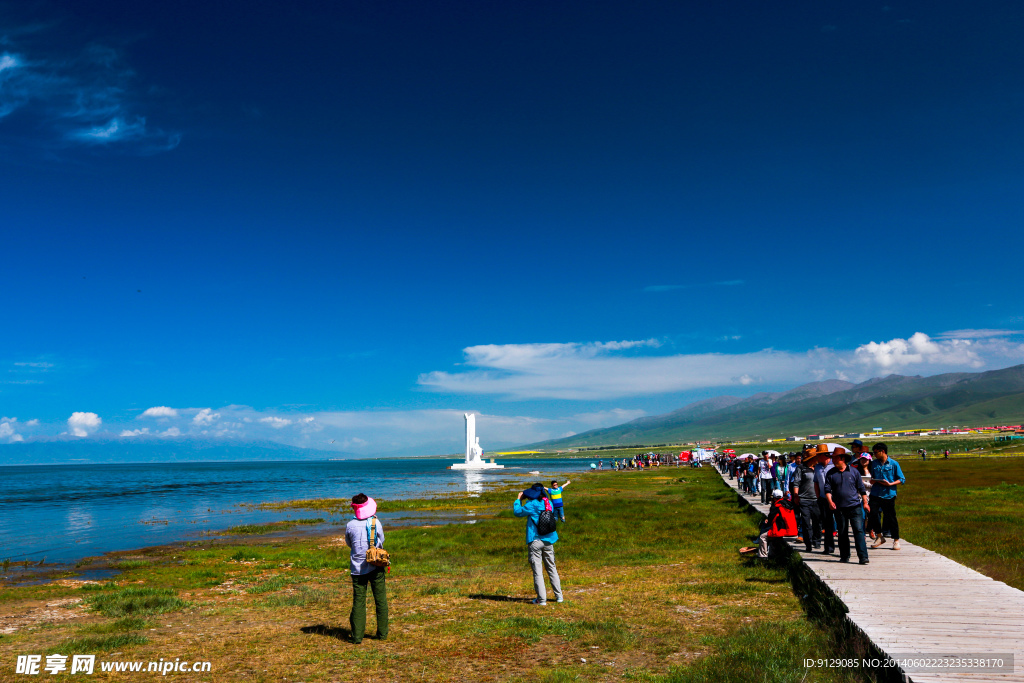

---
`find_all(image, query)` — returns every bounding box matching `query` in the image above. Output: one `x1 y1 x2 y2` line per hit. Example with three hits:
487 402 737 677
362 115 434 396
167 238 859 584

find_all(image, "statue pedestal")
451 461 504 470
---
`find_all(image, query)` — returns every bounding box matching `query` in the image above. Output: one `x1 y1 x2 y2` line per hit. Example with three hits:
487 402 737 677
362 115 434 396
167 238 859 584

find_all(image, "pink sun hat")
351 496 377 520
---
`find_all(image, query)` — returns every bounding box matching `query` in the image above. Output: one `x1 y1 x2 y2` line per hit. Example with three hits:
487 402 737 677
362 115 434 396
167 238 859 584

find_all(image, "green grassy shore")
2 458 1021 682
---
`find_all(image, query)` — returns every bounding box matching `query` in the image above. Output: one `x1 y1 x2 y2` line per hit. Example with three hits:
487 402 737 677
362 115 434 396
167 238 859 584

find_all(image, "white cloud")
0 421 23 442
0 34 180 153
25 419 39 427
161 427 181 437
259 416 292 429
120 428 150 437
67 116 150 144
67 411 101 437
420 332 1024 400
192 408 220 426
419 340 821 400
854 332 982 370
141 406 178 418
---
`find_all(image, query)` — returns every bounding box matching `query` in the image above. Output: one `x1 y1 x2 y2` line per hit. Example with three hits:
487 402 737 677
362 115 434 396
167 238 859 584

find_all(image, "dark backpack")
535 497 557 535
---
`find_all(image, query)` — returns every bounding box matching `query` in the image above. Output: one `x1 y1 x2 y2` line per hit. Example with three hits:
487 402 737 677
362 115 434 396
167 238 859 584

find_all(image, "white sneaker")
892 540 901 551
870 535 885 549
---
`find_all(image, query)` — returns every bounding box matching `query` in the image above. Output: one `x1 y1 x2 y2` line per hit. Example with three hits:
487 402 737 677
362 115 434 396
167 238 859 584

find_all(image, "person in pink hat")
345 493 388 644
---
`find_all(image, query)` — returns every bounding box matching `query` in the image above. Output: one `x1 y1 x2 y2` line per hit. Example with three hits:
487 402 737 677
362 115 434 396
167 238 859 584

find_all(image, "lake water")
0 458 593 565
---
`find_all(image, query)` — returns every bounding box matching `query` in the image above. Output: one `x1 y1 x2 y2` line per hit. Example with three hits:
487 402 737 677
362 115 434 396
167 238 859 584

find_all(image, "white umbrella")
763 449 781 457
740 453 757 458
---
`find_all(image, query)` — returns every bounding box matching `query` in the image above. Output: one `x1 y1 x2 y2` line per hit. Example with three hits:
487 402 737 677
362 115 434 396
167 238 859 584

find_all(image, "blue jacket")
513 498 558 545
867 458 906 500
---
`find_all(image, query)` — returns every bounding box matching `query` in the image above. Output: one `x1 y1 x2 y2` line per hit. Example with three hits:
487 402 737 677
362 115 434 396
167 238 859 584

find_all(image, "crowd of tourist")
606 452 678 470
725 440 906 565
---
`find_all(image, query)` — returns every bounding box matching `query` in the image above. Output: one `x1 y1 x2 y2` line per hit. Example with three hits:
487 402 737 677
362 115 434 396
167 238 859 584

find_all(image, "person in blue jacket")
513 484 564 605
868 442 906 551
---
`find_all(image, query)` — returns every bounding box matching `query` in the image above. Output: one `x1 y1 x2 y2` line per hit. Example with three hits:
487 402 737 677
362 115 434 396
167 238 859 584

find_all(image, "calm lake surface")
0 458 594 564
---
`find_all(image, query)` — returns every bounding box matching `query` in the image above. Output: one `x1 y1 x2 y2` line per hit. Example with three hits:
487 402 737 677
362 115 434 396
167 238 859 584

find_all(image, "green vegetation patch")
220 518 325 535
87 587 188 617
55 634 149 652
115 559 151 569
80 617 154 634
259 586 334 607
246 574 307 594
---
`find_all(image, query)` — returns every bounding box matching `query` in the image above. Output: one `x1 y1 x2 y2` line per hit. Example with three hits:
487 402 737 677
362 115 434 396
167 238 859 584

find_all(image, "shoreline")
0 474 540 587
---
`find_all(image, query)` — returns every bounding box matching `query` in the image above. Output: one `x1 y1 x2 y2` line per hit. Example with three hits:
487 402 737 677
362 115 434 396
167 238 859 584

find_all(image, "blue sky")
2 1 1023 455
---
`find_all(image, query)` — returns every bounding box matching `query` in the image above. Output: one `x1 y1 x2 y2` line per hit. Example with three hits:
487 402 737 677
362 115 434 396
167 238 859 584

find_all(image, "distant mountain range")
0 439 352 466
527 365 1024 448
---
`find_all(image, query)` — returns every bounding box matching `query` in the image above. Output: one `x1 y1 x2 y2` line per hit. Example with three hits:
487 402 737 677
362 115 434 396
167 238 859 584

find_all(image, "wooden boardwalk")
715 467 1024 682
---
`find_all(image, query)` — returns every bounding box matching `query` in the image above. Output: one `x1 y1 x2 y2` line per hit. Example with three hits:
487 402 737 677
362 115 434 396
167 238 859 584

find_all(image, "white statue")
451 412 503 470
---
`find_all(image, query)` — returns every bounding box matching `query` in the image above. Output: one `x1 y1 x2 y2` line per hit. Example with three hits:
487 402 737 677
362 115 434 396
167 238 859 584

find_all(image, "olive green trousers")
350 568 388 643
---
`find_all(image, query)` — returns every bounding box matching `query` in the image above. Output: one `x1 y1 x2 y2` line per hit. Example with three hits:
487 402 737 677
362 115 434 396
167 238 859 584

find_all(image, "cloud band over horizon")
418 331 1024 400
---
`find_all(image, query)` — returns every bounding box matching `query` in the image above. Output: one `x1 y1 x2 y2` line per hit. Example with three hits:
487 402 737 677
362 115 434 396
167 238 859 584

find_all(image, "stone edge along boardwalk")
715 467 1024 683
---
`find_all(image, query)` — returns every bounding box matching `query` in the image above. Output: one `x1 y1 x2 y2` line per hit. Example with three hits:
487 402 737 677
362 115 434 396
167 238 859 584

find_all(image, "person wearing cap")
739 488 798 559
824 450 870 564
514 483 563 605
345 493 388 643
791 450 821 552
868 442 905 551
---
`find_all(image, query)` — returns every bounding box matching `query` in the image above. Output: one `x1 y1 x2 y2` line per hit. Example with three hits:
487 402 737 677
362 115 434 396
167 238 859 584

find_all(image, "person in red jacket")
740 489 798 558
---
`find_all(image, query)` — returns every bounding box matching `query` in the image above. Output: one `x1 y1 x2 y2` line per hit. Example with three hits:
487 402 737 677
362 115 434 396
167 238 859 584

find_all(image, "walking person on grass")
345 493 388 644
824 451 870 565
868 442 905 551
514 484 563 605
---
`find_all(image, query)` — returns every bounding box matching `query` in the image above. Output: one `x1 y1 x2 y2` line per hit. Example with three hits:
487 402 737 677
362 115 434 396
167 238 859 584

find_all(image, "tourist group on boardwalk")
729 440 906 565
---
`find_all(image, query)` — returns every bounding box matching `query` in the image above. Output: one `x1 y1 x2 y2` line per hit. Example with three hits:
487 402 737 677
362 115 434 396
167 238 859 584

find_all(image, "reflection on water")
66 507 93 532
463 470 485 494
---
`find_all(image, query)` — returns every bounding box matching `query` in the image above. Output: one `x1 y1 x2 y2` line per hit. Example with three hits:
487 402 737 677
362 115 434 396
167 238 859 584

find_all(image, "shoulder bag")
365 516 391 569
